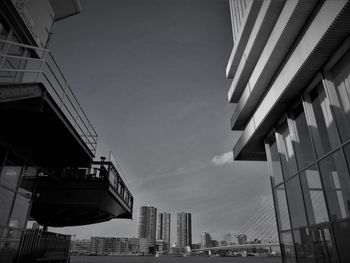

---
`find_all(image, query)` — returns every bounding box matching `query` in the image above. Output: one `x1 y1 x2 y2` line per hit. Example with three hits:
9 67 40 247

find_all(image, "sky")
49 0 271 243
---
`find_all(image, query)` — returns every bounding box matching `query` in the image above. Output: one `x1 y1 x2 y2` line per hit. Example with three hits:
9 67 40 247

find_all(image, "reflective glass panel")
0 153 23 190
300 166 329 225
18 166 37 195
288 103 315 169
266 135 284 186
276 121 298 179
310 226 337 263
274 184 291 231
286 176 308 228
305 83 339 157
293 228 314 263
333 220 350 263
0 187 14 226
280 231 296 262
319 150 350 221
327 49 350 142
9 194 30 229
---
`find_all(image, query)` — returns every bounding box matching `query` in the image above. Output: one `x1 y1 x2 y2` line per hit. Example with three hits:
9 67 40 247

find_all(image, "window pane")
286 176 307 228
310 226 337 263
18 166 37 195
300 166 329 225
319 150 350 221
305 83 340 157
288 103 315 169
333 221 350 263
266 135 284 186
9 194 30 229
280 231 296 262
0 187 14 226
274 184 291 231
327 49 350 142
293 228 314 263
276 121 298 179
0 153 23 190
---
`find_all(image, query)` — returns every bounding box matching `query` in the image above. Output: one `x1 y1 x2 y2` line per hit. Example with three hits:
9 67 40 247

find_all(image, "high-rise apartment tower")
177 212 192 248
157 212 171 251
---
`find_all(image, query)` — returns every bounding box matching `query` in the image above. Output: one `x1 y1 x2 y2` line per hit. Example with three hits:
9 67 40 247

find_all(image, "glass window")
0 153 23 190
0 187 14 226
9 194 30 229
18 166 37 195
288 103 315 169
310 226 337 263
319 150 350 221
300 165 329 225
286 176 308 228
274 184 291 231
266 135 284 186
327 49 350 143
280 231 296 262
305 83 340 157
293 228 315 263
333 221 350 263
276 121 298 179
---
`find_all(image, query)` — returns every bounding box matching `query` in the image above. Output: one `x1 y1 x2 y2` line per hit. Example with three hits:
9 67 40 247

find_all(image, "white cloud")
211 152 233 166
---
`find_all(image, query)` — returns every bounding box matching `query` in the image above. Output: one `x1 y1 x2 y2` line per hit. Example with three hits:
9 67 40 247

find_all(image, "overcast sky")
49 0 271 243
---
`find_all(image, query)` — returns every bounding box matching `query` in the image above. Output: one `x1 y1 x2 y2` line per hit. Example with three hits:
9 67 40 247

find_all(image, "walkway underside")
30 177 132 227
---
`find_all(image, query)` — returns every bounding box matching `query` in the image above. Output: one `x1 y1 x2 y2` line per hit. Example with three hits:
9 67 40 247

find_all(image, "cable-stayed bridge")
193 196 279 253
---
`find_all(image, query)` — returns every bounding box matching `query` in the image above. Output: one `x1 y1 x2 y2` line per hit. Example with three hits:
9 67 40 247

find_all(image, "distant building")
223 233 231 244
200 232 212 248
220 241 227 247
177 212 192 248
210 240 219 247
191 243 201 250
139 238 153 255
138 206 157 252
157 212 171 252
70 239 90 254
235 234 247 245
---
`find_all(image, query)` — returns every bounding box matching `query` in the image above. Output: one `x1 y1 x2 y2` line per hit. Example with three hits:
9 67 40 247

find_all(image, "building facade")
0 0 133 262
227 0 350 262
157 212 171 252
137 206 157 252
200 232 212 248
177 212 192 248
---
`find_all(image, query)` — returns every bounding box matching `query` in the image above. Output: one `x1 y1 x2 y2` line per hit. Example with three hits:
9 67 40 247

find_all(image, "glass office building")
226 1 350 262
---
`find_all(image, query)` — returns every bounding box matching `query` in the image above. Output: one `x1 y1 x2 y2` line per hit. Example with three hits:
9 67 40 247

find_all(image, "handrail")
0 39 98 154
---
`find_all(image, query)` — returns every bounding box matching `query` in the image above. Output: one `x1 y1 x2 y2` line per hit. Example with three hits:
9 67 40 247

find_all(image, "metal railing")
0 39 98 154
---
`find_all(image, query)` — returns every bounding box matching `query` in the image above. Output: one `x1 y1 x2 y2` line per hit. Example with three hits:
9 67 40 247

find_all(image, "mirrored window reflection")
305 83 340 157
327 49 350 143
288 103 315 170
266 136 284 186
319 150 350 221
293 228 314 263
280 231 296 262
0 153 23 190
0 187 14 226
286 176 308 228
300 166 329 225
310 226 337 263
333 221 350 262
274 184 291 231
9 194 30 229
276 121 298 179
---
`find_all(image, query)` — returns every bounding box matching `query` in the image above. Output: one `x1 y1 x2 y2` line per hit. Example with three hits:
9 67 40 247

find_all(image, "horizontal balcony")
233 0 350 160
30 160 134 227
0 39 97 166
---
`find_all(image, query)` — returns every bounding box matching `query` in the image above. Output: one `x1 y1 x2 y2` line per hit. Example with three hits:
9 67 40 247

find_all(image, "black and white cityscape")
1 0 350 263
